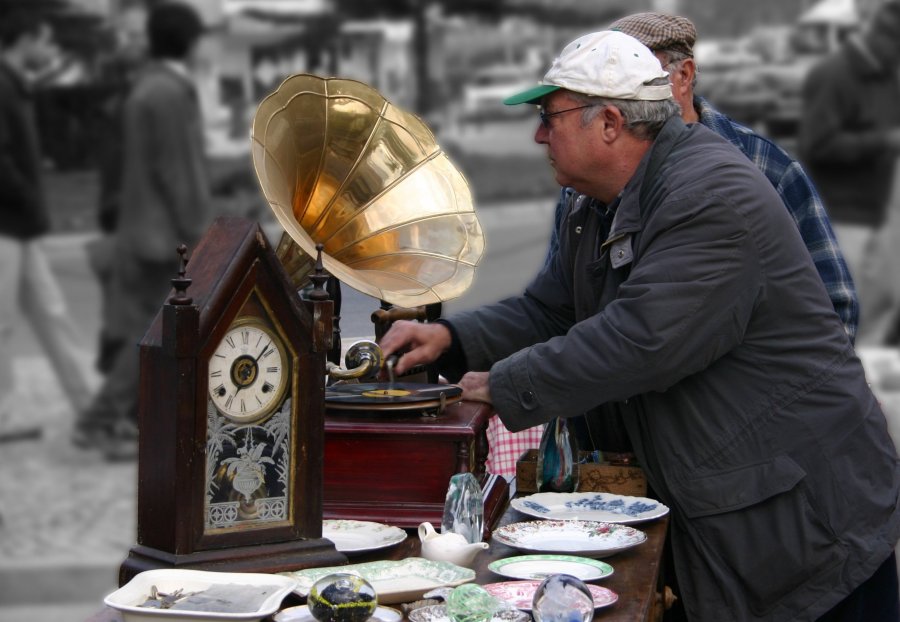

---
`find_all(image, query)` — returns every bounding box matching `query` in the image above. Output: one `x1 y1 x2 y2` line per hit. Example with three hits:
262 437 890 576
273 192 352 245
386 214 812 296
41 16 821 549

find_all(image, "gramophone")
120 75 507 583
251 74 508 531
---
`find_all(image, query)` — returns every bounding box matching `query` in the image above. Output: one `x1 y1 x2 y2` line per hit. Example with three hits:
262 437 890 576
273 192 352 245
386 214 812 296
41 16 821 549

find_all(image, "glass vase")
441 472 484 543
536 417 579 493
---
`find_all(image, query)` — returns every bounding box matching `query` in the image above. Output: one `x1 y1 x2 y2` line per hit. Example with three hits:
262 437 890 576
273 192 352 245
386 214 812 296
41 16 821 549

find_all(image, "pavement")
0 231 132 621
0 188 555 621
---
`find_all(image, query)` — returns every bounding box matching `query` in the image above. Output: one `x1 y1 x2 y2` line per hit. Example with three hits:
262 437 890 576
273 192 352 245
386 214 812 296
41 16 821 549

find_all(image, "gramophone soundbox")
250 74 507 533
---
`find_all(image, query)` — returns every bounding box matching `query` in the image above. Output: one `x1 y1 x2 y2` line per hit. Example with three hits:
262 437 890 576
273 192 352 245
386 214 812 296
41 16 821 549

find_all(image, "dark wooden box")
516 448 647 496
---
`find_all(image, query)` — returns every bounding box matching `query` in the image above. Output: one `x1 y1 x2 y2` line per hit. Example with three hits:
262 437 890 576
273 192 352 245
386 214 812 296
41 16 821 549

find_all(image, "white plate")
408 604 530 622
492 520 647 558
283 558 475 604
275 605 402 622
103 568 298 622
483 580 618 611
488 554 614 581
511 492 669 524
322 519 407 555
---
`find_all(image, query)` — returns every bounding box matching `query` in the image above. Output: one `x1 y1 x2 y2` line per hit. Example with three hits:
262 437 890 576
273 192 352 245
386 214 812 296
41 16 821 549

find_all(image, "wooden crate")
516 448 647 496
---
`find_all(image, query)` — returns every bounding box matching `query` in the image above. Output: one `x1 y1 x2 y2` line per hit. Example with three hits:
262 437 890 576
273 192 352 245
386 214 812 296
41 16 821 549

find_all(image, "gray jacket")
446 118 900 620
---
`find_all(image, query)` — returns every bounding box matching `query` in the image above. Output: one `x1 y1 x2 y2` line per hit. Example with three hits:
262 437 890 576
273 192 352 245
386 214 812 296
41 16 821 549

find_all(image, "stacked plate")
321 519 407 556
511 492 669 524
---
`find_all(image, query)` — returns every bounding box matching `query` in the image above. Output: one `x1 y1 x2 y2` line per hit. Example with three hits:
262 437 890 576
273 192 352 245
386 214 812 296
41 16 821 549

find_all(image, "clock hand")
255 341 272 362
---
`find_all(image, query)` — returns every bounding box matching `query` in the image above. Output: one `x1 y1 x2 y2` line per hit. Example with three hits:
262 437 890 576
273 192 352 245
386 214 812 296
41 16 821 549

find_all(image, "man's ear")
598 105 625 142
670 58 696 98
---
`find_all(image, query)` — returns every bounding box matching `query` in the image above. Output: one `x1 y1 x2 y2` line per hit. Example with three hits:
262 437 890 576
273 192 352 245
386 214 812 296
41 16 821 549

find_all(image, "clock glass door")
204 313 294 534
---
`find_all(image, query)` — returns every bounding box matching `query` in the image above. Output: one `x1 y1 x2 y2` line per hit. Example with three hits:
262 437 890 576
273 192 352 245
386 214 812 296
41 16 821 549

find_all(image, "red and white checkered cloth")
485 414 545 479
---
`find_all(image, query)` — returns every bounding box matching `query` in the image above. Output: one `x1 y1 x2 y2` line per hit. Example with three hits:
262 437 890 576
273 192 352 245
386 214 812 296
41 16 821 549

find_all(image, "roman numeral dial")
208 320 289 423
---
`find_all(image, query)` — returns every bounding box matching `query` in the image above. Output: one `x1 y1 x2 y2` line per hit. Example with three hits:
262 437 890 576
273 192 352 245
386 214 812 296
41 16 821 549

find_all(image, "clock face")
208 320 289 423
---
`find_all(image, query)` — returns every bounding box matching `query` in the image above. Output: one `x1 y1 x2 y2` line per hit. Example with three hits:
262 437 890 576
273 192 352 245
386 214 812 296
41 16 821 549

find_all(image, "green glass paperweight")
446 584 502 622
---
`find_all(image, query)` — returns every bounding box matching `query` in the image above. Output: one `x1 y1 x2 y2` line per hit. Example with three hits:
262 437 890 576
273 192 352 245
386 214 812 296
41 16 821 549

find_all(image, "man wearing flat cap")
380 29 900 621
543 12 858 348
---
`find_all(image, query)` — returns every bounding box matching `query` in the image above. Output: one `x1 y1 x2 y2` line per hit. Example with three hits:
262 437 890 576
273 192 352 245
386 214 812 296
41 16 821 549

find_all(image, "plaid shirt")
545 97 859 342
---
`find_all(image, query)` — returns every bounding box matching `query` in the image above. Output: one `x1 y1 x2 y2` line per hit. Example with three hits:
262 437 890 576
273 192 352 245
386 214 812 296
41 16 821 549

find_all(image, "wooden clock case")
119 216 345 584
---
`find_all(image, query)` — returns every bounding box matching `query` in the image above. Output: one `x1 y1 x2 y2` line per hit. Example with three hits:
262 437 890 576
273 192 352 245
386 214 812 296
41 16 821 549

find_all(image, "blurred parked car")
698 0 858 147
461 63 540 121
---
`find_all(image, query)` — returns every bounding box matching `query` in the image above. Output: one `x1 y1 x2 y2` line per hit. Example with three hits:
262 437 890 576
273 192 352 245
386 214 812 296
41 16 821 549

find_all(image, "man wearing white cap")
542 12 858 345
380 30 900 621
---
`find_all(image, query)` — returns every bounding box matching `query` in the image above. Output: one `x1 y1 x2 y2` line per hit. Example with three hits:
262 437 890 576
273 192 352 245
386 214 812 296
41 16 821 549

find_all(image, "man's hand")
459 371 491 404
378 320 452 375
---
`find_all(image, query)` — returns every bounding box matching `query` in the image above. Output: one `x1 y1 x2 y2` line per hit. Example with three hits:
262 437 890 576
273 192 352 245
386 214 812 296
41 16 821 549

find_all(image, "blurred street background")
1 0 896 619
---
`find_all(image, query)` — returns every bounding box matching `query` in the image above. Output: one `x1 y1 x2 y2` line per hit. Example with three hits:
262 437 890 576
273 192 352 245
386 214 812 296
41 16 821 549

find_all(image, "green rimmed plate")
488 554 614 581
283 558 475 604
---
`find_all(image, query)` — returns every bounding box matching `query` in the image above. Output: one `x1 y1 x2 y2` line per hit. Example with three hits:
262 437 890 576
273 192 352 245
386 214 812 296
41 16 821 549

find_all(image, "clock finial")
308 243 331 301
169 244 193 305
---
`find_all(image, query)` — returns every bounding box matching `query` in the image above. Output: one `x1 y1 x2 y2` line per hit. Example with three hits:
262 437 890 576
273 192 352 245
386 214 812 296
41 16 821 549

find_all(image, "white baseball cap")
504 30 672 105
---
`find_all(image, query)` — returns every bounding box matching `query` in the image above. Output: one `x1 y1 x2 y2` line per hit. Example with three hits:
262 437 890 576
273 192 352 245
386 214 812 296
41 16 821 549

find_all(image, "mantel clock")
119 216 345 584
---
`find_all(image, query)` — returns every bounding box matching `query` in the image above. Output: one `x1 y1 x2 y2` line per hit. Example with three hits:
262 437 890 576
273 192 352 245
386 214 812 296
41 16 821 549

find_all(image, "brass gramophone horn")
251 74 485 307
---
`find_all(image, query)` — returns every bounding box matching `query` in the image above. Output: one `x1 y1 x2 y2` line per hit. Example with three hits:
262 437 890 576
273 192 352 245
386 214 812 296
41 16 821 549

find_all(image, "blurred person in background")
88 5 149 374
799 0 900 344
74 1 214 460
0 10 94 438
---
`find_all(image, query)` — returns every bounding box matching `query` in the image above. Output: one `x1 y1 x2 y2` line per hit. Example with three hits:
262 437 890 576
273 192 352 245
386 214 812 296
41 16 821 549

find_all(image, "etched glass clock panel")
204 398 293 532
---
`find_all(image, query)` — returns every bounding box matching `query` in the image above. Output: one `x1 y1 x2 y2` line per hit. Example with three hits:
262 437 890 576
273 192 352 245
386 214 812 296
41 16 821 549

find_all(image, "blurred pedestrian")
799 0 900 344
74 1 214 460
87 6 148 374
0 10 94 436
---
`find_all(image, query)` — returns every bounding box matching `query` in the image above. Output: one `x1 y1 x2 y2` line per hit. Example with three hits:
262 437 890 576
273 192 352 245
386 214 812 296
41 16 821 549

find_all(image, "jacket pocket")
679 455 846 615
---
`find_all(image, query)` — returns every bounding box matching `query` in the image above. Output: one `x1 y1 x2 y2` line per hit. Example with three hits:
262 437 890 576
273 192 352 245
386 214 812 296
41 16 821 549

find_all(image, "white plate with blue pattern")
510 492 669 524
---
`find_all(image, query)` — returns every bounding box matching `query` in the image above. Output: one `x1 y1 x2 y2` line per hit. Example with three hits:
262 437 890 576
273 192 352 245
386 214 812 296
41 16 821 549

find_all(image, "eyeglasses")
539 104 599 129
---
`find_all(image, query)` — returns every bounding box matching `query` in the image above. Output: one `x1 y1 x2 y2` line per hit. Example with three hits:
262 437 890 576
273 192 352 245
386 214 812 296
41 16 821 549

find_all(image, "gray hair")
569 83 681 140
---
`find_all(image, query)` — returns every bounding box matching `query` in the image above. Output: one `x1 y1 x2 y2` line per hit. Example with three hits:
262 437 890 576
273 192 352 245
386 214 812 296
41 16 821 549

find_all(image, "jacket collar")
604 115 688 246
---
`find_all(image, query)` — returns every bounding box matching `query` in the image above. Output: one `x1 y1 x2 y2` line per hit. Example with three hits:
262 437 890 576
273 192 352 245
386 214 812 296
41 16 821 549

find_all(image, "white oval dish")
103 568 298 622
492 520 647 558
483 579 618 611
322 519 407 555
487 554 613 581
511 492 669 524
